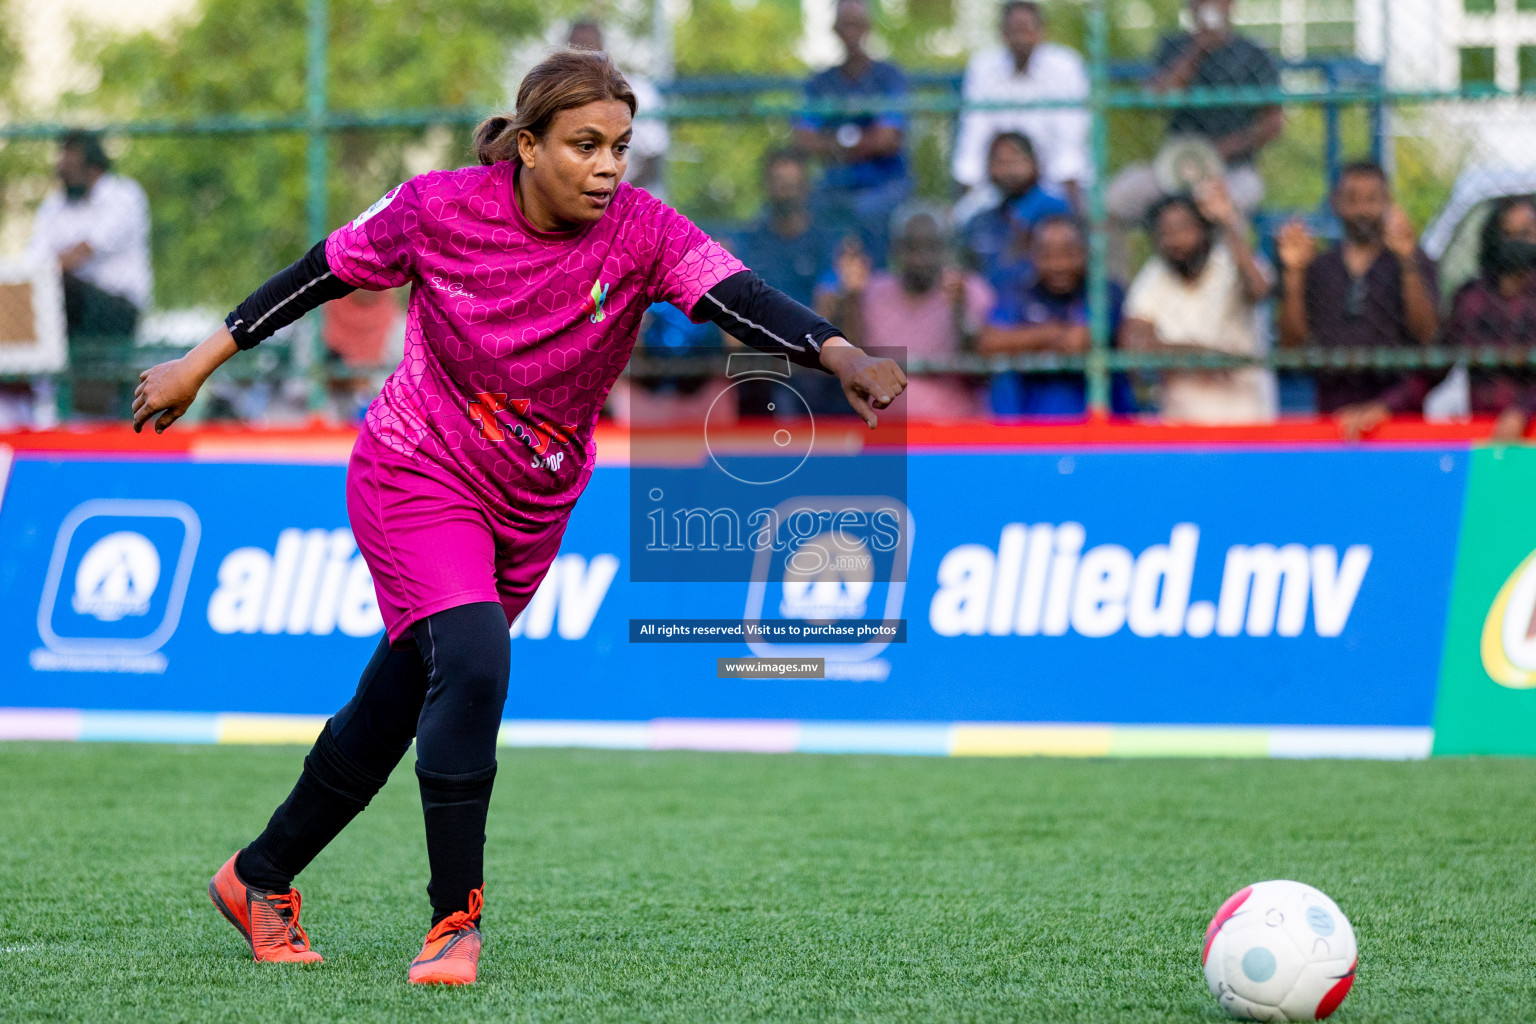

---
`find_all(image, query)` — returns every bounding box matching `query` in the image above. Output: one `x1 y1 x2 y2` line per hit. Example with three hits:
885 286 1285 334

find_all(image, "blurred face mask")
1496 239 1536 275
58 149 93 201
1341 215 1383 246
1166 246 1211 280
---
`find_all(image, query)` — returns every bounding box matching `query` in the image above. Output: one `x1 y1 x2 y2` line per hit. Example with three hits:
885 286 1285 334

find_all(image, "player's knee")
443 642 509 710
419 602 510 710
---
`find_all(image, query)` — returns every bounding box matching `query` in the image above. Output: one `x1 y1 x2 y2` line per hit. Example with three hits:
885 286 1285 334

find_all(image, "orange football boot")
208 853 324 963
408 887 483 985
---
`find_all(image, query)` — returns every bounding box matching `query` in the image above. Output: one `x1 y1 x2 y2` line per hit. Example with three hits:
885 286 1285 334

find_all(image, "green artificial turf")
0 744 1532 1023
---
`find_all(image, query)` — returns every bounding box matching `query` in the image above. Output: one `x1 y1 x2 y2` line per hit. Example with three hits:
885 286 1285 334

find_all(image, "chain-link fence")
0 0 1532 432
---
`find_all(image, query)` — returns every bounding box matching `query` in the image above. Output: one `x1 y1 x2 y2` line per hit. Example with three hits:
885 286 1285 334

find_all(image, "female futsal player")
131 48 906 985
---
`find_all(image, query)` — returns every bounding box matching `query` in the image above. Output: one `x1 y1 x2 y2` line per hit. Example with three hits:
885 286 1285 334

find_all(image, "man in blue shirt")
732 150 844 417
960 132 1073 290
793 0 912 265
978 215 1137 416
734 150 838 307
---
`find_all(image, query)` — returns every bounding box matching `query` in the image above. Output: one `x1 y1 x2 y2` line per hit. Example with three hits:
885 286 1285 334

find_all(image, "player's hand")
1492 407 1528 443
1335 401 1390 441
1383 205 1418 260
1059 324 1092 354
833 238 872 296
1277 220 1316 272
1195 177 1240 230
940 267 966 306
820 338 907 429
133 356 205 433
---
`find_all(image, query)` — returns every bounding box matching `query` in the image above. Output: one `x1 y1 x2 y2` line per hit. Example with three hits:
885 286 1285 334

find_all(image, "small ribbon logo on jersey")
583 280 611 324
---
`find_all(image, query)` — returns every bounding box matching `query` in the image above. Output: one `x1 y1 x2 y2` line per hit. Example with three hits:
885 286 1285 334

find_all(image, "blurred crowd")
7 0 1536 436
624 0 1536 438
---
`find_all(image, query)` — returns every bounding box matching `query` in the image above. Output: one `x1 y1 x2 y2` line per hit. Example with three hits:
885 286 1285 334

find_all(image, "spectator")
1106 0 1282 245
1276 161 1439 438
1122 182 1275 424
816 204 993 420
568 19 668 198
28 131 151 337
321 288 404 423
729 150 843 418
734 150 838 307
979 215 1136 416
952 1 1090 212
26 130 152 419
1441 195 1536 441
323 288 401 368
794 0 911 265
960 132 1072 291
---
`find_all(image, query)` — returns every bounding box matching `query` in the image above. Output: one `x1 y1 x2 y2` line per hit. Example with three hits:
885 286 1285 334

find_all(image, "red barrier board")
0 415 1506 461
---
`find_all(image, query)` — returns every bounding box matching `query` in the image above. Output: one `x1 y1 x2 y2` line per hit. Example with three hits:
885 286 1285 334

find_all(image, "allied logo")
779 531 874 622
33 499 201 674
1480 548 1536 688
744 498 911 682
71 531 160 622
583 280 611 324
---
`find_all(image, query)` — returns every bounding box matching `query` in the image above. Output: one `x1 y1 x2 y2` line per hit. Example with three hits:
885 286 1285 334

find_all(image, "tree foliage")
76 0 542 308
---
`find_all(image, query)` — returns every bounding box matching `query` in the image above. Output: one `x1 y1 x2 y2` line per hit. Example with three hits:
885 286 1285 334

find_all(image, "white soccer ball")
1202 880 1357 1022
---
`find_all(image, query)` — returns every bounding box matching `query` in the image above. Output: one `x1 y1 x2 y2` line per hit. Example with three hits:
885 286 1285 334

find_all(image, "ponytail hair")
475 48 637 167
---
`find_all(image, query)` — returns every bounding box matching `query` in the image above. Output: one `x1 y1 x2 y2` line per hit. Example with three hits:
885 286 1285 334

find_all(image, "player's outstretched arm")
132 325 239 434
133 240 357 434
698 270 907 428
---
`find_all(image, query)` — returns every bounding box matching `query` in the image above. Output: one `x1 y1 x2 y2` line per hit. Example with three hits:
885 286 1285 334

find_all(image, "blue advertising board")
0 446 1466 733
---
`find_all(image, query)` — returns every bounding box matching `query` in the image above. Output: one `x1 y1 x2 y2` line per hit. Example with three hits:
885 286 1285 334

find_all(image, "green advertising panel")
1434 446 1536 755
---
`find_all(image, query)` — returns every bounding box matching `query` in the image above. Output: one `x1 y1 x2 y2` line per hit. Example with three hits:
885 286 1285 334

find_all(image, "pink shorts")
346 427 571 647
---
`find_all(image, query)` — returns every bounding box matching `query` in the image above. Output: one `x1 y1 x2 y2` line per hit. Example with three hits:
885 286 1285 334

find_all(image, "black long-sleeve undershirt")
224 255 843 373
225 241 354 350
698 269 840 373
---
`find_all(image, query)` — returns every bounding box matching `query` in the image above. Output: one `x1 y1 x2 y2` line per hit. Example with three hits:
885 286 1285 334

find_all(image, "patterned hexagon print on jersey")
325 163 744 527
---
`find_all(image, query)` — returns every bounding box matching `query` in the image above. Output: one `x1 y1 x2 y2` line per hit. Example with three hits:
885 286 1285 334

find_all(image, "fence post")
1085 0 1111 418
303 0 330 412
305 0 329 247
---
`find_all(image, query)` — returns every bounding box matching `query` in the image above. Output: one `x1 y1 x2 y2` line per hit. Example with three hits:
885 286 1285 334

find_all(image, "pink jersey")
324 161 744 525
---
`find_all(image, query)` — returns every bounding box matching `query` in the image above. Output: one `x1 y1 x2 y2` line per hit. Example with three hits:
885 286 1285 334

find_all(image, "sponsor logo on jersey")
466 392 576 472
429 274 478 300
583 279 611 324
1480 548 1536 688
349 183 402 229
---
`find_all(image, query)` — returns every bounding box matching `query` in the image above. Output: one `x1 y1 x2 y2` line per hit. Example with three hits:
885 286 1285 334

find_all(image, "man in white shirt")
27 131 152 338
1121 180 1276 424
952 1 1090 213
568 20 669 200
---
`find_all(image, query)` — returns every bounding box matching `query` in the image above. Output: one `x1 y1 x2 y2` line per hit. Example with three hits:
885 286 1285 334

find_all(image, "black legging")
236 601 509 924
